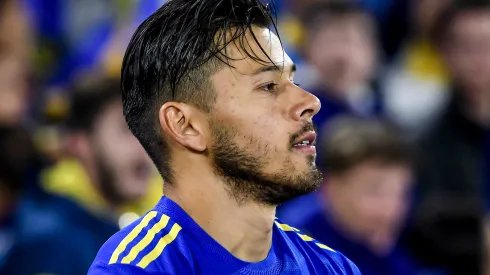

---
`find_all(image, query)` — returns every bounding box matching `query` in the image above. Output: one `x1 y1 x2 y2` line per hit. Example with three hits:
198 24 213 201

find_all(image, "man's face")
89 100 154 204
326 161 412 254
0 57 28 125
445 10 490 97
305 16 376 95
413 0 451 34
208 26 323 206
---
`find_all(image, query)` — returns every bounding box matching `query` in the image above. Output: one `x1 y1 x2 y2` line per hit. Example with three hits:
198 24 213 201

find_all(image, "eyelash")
260 83 279 93
259 81 301 93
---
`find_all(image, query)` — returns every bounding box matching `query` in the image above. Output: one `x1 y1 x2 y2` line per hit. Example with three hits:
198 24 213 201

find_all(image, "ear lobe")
159 102 207 152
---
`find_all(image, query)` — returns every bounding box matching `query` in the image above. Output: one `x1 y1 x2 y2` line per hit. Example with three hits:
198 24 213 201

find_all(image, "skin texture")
159 26 322 262
443 8 490 124
70 100 154 206
305 15 376 96
0 0 31 125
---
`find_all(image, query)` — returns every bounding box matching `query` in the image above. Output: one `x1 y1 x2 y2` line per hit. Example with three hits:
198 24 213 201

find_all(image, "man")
3 77 158 275
381 0 452 139
277 0 381 222
302 1 380 123
89 0 360 274
405 1 490 274
0 126 40 271
280 116 421 275
0 0 32 125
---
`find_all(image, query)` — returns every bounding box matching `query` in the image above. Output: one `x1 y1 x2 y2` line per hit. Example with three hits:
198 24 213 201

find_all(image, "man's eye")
259 83 279 93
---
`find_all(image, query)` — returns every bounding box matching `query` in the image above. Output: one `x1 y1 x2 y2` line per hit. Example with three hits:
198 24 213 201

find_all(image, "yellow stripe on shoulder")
316 243 336 252
298 233 314 242
109 211 158 264
274 221 299 232
136 223 182 269
121 214 171 264
275 221 337 253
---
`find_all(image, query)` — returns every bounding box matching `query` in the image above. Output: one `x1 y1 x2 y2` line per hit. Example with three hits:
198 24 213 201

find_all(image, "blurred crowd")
0 0 490 274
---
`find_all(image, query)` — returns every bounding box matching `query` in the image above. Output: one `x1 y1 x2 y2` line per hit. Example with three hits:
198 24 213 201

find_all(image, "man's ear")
159 102 207 152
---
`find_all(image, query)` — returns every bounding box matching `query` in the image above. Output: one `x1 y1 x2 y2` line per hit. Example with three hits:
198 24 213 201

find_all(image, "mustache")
289 122 317 146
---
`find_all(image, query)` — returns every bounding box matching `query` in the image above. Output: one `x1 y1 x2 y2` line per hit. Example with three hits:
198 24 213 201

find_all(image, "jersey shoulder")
89 210 193 274
274 219 361 275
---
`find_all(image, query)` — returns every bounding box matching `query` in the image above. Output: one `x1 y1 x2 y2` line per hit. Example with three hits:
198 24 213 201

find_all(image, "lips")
292 131 317 148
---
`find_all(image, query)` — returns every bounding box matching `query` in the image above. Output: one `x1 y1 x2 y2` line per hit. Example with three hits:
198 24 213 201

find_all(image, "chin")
294 155 317 169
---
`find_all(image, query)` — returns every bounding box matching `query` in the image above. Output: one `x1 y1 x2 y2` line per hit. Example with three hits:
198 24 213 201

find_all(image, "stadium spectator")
277 1 381 218
0 0 32 125
381 0 453 139
2 77 160 275
300 1 380 126
280 116 419 275
406 1 490 274
0 126 40 271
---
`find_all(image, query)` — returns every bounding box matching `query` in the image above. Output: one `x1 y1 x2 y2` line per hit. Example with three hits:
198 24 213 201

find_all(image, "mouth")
292 131 317 154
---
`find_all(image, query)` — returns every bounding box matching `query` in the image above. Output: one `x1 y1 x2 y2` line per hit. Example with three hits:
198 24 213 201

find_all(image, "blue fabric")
89 196 360 274
23 0 116 85
1 190 119 275
280 194 420 275
0 214 15 271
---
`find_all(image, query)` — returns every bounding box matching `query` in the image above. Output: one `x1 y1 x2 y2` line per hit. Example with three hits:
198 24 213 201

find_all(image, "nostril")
300 108 315 118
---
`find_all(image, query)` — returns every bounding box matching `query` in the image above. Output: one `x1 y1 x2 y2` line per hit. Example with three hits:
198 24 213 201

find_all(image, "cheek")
214 88 294 156
221 102 284 140
95 136 129 173
342 195 374 230
349 191 384 223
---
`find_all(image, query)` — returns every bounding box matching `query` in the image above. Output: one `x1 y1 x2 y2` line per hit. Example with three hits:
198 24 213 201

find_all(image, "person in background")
406 1 490 274
381 0 453 139
300 1 380 126
0 0 32 125
277 1 380 219
280 116 419 275
2 77 160 275
0 126 40 272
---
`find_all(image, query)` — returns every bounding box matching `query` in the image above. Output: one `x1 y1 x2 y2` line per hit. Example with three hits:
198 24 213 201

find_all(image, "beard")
209 118 323 206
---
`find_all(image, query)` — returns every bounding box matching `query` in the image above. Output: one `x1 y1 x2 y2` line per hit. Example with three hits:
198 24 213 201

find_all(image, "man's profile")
89 0 360 274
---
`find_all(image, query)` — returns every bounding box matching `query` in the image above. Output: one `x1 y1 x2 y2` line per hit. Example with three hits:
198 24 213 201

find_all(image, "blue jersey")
89 197 360 275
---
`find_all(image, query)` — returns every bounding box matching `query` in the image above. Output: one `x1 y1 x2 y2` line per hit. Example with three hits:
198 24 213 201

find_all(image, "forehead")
95 100 124 126
223 26 293 73
452 10 490 37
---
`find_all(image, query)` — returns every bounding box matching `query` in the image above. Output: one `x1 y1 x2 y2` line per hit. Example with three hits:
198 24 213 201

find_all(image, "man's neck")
164 165 276 263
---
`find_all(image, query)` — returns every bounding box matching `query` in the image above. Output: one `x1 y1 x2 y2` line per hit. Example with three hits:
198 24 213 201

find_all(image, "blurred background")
0 0 489 274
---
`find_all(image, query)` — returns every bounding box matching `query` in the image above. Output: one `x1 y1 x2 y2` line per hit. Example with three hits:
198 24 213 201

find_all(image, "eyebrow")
251 63 297 75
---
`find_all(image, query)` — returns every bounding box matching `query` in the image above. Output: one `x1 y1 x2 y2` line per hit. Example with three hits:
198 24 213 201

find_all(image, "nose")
290 87 321 121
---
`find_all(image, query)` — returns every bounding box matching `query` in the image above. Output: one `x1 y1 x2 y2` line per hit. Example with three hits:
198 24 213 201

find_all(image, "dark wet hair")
122 0 279 183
